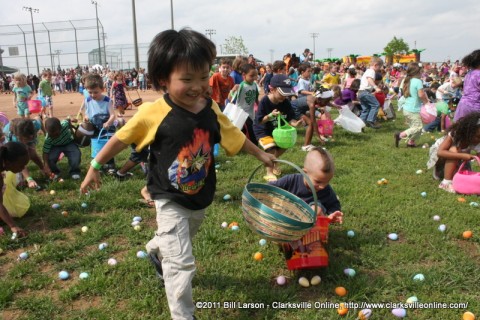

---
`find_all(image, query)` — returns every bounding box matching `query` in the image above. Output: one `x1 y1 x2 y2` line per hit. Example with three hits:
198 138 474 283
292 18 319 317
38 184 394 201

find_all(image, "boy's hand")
80 167 102 194
11 226 28 238
328 211 344 224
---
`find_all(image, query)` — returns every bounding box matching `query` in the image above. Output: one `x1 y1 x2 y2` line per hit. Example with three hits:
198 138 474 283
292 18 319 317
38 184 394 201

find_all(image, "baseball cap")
270 74 296 96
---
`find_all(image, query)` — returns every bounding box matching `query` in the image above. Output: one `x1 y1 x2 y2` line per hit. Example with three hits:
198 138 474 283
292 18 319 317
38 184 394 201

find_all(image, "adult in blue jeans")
358 57 384 129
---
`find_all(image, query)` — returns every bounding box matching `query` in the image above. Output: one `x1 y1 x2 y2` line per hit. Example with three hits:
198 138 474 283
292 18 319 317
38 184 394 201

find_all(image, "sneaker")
366 121 381 129
71 174 81 180
394 132 401 148
148 253 164 286
301 144 315 152
114 171 134 180
438 182 456 193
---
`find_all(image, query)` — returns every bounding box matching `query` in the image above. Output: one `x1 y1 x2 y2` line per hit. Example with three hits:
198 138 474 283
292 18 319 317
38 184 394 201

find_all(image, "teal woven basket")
242 160 317 243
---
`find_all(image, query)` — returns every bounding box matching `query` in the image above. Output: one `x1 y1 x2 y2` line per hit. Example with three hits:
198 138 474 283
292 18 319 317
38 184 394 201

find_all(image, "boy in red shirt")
209 58 234 110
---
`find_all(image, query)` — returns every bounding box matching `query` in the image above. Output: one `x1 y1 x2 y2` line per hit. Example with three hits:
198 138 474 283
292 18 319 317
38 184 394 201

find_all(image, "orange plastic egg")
463 311 475 320
463 231 473 239
335 286 347 297
458 197 467 203
337 303 348 316
228 222 239 228
253 252 263 261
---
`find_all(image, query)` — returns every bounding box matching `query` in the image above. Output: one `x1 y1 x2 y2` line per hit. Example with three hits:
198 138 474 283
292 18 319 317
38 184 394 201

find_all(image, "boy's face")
373 63 383 72
166 63 210 110
219 64 231 78
270 88 287 101
244 69 258 84
48 127 61 139
306 169 334 192
87 87 104 101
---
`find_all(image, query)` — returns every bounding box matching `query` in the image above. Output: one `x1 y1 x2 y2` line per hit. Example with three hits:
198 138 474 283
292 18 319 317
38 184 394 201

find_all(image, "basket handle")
458 156 480 172
247 159 318 216
277 114 290 129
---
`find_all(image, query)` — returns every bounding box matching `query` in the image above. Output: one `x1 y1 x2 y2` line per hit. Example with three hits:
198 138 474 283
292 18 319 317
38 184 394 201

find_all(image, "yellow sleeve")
211 102 246 156
115 97 170 151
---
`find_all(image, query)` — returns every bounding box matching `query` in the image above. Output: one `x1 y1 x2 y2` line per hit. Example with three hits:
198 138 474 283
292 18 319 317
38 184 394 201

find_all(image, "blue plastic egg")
391 308 407 318
347 230 355 238
133 216 142 222
388 233 399 241
344 268 356 277
259 239 267 246
231 225 239 231
438 224 446 232
136 251 147 259
81 202 88 208
18 252 29 260
98 243 108 250
223 194 231 201
58 270 70 280
52 203 61 209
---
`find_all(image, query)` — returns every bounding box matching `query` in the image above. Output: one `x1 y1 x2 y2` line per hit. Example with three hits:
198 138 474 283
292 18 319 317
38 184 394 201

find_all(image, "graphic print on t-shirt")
167 128 213 194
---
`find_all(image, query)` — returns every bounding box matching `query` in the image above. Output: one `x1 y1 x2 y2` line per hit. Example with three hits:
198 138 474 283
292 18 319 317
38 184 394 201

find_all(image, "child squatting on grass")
80 28 275 320
0 142 30 238
427 112 480 193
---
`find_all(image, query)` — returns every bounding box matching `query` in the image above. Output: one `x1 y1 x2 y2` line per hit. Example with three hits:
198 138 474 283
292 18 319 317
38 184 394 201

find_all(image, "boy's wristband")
90 159 102 170
26 176 34 182
268 113 274 120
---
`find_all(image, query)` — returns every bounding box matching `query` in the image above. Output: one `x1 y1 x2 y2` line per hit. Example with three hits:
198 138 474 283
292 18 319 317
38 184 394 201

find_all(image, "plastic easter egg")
344 268 356 277
0 248 3 255
215 164 220 169
469 202 479 207
337 303 348 316
335 286 347 296
298 277 310 288
259 239 267 246
81 226 88 233
253 252 263 261
81 202 88 208
420 191 427 197
107 258 117 266
134 225 142 231
52 203 61 209
98 243 108 250
433 215 441 221
391 308 407 318
347 230 355 238
221 222 228 228
11 232 17 240
133 216 142 222
416 169 423 174
131 220 140 227
58 178 64 183
223 194 231 201
438 224 446 232
79 272 89 279
310 275 321 286
50 190 56 195
458 197 466 203
388 233 399 241
463 230 473 239
276 275 286 286
0 226 4 235
231 225 239 231
18 252 29 260
137 251 147 258
228 222 239 228
463 311 476 320
413 273 425 281
58 270 70 280
376 180 383 186
61 211 68 217
406 296 418 304
358 309 372 319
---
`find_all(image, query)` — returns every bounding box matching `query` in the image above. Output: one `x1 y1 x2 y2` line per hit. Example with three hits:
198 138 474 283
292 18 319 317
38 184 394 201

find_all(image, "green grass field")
1 109 479 320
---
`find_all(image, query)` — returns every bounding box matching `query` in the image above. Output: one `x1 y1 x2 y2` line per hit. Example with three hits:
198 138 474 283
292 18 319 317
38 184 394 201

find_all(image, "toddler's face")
305 169 333 192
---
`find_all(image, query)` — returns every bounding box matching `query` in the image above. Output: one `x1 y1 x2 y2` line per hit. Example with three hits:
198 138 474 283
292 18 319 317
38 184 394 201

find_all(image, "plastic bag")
223 102 249 129
334 105 365 133
3 171 30 218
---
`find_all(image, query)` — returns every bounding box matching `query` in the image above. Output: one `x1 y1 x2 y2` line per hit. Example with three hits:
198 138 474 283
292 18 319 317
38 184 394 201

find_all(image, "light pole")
54 50 62 70
23 7 40 75
327 48 333 59
170 0 174 29
310 33 319 61
205 29 216 40
91 1 102 66
131 0 139 70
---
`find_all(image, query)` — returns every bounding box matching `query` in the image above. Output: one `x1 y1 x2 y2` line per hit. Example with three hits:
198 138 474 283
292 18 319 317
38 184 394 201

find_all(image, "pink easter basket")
27 100 42 113
452 156 480 195
420 103 437 124
317 119 334 136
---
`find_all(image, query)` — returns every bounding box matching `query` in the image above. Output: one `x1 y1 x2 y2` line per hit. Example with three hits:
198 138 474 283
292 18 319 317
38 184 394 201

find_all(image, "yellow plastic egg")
298 277 310 288
337 303 348 316
50 190 56 195
310 275 321 286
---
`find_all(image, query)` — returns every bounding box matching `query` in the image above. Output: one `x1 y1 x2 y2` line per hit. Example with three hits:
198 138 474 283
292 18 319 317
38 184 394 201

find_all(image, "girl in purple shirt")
454 50 480 121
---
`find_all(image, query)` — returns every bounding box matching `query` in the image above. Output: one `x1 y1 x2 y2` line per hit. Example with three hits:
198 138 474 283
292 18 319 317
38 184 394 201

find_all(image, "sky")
1 0 480 73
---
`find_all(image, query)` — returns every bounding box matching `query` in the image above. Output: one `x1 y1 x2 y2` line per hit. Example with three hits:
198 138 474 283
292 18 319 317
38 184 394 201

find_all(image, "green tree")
384 36 410 64
222 36 248 56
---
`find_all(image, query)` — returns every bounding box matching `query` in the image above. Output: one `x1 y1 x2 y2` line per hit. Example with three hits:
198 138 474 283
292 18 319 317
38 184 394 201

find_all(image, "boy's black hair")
241 63 256 74
10 119 35 139
45 117 61 133
462 49 480 69
148 28 216 91
430 82 440 90
297 63 311 74
0 142 28 170
450 111 480 147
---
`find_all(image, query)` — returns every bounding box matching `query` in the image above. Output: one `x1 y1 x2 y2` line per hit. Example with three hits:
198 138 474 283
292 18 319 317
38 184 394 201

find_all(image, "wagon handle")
247 159 318 218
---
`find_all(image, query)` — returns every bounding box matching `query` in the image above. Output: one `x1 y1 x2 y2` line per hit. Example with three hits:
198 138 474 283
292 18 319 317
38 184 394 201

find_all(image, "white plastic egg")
221 222 228 228
347 230 355 238
298 277 310 287
438 224 446 232
413 273 425 281
107 258 117 266
433 215 441 221
98 243 108 250
136 251 147 258
79 272 89 279
18 252 29 260
133 216 142 222
259 239 267 246
276 275 286 285
388 233 399 241
223 194 231 201
58 270 70 280
391 308 407 318
310 275 321 286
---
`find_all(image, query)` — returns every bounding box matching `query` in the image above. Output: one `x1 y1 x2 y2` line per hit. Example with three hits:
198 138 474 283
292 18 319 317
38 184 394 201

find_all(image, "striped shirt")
43 120 74 153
